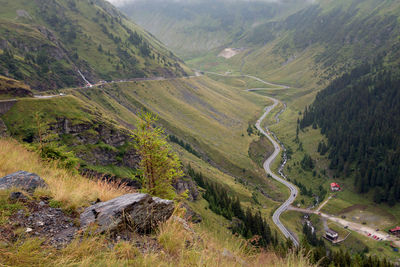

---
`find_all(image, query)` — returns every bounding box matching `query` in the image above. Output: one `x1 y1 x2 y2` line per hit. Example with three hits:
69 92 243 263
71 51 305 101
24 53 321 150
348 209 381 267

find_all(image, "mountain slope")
244 0 400 79
124 0 400 87
0 0 189 91
300 54 400 205
121 0 312 58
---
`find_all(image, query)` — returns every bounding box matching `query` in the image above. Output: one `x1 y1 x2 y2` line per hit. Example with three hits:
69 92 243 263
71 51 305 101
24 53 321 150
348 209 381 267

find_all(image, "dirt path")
316 195 333 212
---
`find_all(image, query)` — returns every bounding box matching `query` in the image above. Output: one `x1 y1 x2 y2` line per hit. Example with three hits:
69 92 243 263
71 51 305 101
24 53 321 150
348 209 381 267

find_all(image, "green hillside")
0 74 289 239
118 0 400 262
0 0 190 91
122 0 311 59
123 0 400 84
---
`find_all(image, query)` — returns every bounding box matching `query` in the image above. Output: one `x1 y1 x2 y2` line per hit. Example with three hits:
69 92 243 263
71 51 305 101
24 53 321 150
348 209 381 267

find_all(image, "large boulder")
80 193 174 234
0 171 47 193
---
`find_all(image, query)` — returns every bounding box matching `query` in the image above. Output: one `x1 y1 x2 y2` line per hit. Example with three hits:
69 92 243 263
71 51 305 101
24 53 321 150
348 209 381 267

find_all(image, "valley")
1 0 400 266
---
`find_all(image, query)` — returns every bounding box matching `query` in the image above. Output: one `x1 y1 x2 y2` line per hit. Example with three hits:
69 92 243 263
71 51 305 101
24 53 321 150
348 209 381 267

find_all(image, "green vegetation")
248 136 274 168
0 0 189 90
301 59 400 205
168 134 200 157
133 112 183 199
0 75 32 98
188 165 277 248
0 189 25 225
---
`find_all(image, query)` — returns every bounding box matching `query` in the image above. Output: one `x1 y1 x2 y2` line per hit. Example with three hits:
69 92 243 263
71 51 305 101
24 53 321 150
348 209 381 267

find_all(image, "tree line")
187 165 277 248
300 58 400 205
168 135 201 157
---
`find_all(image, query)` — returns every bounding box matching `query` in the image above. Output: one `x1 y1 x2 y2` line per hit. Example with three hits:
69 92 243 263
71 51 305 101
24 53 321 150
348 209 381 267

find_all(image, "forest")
301 59 400 204
187 165 276 248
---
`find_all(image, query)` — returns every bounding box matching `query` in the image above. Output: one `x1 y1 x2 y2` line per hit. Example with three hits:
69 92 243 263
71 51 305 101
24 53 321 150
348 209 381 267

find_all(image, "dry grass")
1 217 316 266
0 138 132 210
0 138 315 266
154 215 316 267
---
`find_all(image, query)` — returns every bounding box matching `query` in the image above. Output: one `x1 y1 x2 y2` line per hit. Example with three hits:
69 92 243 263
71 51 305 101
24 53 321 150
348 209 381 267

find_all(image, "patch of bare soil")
218 48 243 59
338 204 368 214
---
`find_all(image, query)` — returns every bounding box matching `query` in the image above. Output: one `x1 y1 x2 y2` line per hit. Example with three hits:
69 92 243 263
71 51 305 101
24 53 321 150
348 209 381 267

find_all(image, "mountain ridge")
0 0 190 91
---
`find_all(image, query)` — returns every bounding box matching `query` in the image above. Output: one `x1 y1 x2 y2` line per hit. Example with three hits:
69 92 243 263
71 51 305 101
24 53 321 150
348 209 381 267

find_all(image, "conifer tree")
133 112 183 199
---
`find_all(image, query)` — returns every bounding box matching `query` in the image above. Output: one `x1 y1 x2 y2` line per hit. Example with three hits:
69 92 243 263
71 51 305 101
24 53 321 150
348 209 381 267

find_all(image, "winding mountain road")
255 98 299 247
203 71 299 246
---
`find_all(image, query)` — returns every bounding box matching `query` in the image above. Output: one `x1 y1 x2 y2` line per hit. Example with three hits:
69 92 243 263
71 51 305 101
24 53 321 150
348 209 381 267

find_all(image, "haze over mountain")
119 0 312 58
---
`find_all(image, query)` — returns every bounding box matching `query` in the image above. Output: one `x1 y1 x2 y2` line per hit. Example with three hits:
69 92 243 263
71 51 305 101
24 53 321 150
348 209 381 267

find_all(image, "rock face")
49 118 140 169
0 100 17 115
80 193 174 234
0 171 47 193
173 176 199 201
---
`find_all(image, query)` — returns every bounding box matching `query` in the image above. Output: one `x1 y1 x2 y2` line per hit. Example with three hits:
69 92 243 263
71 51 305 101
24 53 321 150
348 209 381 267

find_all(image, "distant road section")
202 70 299 246
255 96 299 247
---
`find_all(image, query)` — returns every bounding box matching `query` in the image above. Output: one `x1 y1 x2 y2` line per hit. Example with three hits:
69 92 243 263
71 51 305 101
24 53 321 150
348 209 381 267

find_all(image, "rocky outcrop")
0 76 33 98
82 168 141 189
122 149 141 169
0 171 47 193
49 118 140 169
173 176 199 201
0 100 17 115
80 193 174 234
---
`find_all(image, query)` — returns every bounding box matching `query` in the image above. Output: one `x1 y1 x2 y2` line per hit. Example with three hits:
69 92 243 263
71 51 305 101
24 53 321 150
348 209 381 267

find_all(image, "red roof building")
389 227 400 235
330 183 341 191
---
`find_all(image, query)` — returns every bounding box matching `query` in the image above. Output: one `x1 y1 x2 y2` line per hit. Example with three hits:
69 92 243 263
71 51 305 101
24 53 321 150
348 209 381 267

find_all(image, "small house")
325 229 339 241
330 183 341 192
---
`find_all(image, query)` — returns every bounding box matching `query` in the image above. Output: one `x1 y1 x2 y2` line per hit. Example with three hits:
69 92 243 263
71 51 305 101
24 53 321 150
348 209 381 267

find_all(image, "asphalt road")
201 70 300 246
255 97 299 247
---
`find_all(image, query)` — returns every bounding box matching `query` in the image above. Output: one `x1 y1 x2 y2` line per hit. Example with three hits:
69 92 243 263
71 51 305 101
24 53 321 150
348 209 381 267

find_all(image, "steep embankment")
0 139 316 266
0 0 189 91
